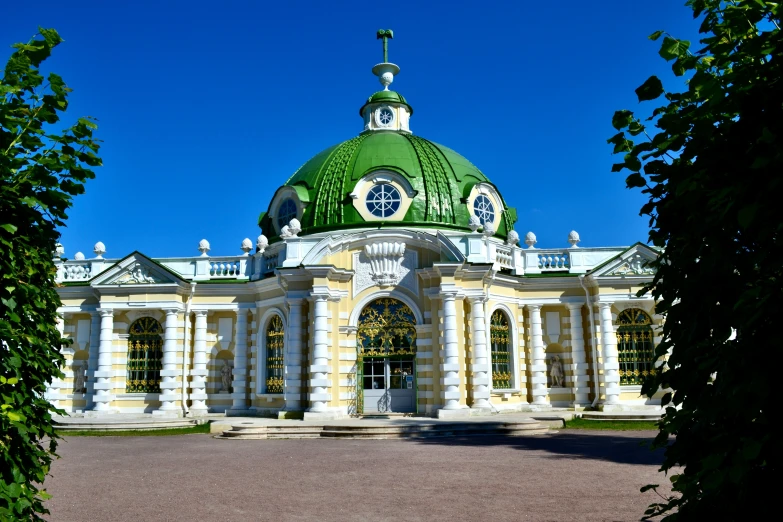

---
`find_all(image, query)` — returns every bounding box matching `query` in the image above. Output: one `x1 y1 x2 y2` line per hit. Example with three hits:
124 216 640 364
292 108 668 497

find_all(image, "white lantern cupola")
360 29 413 134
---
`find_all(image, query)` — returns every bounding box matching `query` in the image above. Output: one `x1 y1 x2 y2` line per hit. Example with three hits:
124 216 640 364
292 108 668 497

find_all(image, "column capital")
162 308 179 317
566 302 584 311
97 308 115 317
598 302 614 312
466 295 488 305
526 303 542 312
440 291 458 301
193 310 208 318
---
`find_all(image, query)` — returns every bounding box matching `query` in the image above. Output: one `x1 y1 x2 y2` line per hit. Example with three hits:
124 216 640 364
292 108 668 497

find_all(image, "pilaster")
566 303 590 408
158 308 181 412
93 309 115 412
284 298 305 411
527 304 550 409
231 309 250 411
468 296 490 410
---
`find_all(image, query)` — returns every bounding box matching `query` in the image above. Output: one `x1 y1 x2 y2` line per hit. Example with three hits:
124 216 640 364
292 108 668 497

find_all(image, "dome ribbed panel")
405 135 456 224
313 134 368 227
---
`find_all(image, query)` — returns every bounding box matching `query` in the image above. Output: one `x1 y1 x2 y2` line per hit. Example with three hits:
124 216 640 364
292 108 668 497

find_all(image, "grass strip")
564 417 659 431
56 423 211 437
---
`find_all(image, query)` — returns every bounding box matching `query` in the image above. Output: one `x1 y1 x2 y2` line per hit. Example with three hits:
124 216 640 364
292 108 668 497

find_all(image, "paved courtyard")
45 430 670 522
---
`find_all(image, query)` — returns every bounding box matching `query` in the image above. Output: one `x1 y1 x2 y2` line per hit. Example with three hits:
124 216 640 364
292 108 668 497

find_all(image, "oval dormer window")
376 106 395 127
366 184 401 218
277 198 298 228
473 194 495 225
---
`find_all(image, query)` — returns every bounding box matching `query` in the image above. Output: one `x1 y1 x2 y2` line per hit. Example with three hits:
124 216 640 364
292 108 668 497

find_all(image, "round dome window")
366 184 401 218
473 195 495 225
277 198 298 228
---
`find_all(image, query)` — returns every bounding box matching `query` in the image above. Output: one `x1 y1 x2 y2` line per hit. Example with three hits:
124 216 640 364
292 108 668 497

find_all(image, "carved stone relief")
353 243 417 296
107 262 164 284
606 253 656 276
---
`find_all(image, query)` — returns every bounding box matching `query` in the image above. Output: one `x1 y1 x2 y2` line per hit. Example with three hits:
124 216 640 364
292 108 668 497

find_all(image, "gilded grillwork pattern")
357 298 417 358
126 317 163 393
616 308 656 385
490 311 512 389
265 315 285 393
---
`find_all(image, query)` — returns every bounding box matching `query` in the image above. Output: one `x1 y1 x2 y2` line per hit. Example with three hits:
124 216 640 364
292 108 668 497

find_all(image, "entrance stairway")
218 419 548 440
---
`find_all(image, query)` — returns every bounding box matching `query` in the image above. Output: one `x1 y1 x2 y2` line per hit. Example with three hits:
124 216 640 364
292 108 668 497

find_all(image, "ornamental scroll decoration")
357 298 417 358
606 253 656 276
108 262 164 284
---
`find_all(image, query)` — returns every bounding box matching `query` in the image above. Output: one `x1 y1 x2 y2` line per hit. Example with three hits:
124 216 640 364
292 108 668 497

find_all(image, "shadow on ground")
407 430 666 466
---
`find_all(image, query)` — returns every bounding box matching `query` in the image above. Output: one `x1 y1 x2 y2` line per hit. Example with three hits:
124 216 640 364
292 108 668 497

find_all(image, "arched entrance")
126 317 163 393
356 298 417 414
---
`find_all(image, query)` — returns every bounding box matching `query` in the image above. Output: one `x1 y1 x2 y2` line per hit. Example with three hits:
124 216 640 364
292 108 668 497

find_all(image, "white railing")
208 258 243 278
58 262 92 281
494 244 514 270
538 252 570 271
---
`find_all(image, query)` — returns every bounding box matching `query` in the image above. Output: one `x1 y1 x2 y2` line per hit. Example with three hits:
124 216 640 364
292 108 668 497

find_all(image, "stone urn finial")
240 238 253 255
198 239 210 257
256 234 268 253
54 243 64 259
506 230 520 247
288 218 302 237
280 225 291 239
468 214 481 233
525 231 537 249
482 224 495 238
93 241 106 259
568 230 581 248
74 251 85 260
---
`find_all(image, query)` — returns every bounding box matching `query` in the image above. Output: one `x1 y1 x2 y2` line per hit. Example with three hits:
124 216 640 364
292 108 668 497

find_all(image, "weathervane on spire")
377 29 394 62
372 29 399 91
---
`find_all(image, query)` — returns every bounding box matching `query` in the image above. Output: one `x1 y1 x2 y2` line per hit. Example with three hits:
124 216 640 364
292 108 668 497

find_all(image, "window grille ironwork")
126 317 163 393
366 184 402 218
265 315 284 393
277 198 297 228
473 194 495 225
356 298 417 358
616 308 656 385
490 310 512 389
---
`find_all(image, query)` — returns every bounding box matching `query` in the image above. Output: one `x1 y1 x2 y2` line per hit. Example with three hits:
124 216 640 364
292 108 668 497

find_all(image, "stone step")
581 413 662 421
219 424 324 440
55 419 198 431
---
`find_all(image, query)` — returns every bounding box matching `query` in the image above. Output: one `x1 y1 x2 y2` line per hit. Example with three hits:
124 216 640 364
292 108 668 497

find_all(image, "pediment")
91 252 184 286
590 243 659 278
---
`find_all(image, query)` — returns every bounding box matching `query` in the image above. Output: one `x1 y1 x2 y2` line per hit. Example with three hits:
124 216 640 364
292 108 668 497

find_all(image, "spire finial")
377 29 394 63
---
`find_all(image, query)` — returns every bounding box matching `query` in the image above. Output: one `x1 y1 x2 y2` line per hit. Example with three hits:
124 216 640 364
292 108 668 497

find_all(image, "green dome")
359 90 413 115
261 131 517 239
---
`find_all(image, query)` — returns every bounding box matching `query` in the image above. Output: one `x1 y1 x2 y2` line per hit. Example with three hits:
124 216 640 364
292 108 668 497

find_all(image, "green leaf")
648 30 664 41
1 223 19 234
612 110 633 130
635 76 664 102
626 173 646 188
659 36 690 61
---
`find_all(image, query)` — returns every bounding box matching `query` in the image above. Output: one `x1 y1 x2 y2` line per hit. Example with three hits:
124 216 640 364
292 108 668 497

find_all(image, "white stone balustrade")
538 252 570 270
208 258 243 278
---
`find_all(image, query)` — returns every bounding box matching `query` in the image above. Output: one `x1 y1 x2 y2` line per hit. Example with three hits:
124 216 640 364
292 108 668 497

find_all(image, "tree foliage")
609 1 781 519
1 28 100 519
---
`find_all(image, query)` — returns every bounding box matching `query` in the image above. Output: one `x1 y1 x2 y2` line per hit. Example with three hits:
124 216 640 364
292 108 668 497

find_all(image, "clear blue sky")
3 1 700 258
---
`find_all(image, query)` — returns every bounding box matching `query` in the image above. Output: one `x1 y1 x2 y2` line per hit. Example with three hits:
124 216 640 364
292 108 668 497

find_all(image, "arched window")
490 311 511 389
126 317 163 393
616 308 656 385
473 194 495 225
357 298 417 357
277 198 297 229
366 184 402 218
265 315 284 393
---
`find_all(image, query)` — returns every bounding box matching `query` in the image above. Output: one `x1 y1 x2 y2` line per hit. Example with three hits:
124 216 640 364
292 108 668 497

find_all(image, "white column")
93 309 115 412
440 292 464 410
599 302 621 406
46 316 66 408
308 295 330 412
469 297 490 409
567 303 590 407
158 308 181 412
189 311 209 415
231 309 249 411
86 311 101 409
284 298 304 411
527 304 548 406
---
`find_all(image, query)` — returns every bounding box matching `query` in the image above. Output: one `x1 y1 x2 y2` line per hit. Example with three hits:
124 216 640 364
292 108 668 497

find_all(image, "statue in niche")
220 361 233 393
73 364 86 394
549 355 564 388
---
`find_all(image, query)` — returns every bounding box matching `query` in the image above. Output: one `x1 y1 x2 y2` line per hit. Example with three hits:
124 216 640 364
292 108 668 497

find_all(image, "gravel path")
45 430 670 522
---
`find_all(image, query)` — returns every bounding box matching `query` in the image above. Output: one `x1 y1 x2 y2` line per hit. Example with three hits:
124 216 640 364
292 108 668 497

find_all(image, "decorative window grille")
473 194 495 225
366 184 402 218
265 315 285 393
277 198 297 228
356 298 417 358
616 308 656 385
126 317 163 393
490 310 512 389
